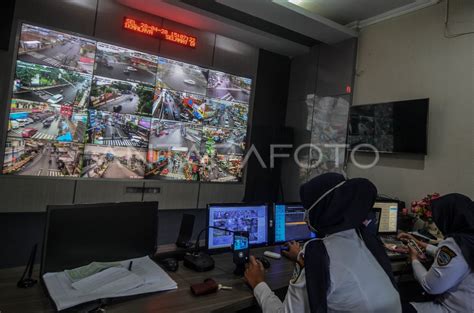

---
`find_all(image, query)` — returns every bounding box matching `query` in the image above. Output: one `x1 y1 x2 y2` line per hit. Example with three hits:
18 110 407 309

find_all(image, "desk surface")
0 246 293 313
0 245 411 313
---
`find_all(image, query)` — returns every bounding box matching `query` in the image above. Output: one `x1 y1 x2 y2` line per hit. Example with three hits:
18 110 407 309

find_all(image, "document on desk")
43 256 178 311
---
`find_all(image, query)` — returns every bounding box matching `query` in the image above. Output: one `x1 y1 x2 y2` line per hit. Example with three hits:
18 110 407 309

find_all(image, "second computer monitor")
373 201 399 234
207 203 269 251
274 203 316 243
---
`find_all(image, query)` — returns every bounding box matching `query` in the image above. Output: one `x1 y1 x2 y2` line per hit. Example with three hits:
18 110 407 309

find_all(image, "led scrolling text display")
123 17 197 48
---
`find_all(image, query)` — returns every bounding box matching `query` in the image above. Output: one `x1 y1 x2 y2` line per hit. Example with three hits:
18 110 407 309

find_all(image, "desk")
0 245 411 313
0 246 293 313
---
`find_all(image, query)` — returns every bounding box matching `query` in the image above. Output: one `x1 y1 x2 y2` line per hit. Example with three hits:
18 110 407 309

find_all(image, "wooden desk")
0 246 293 313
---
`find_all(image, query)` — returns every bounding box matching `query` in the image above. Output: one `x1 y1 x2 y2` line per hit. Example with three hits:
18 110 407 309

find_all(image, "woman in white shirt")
399 193 474 313
244 172 402 313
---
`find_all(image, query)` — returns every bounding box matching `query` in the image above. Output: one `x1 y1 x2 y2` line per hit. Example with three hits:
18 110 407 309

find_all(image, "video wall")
2 24 252 182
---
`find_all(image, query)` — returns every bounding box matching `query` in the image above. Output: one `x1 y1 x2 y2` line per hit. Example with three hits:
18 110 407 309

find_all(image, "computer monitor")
41 202 158 275
274 203 316 243
373 201 399 234
206 203 268 251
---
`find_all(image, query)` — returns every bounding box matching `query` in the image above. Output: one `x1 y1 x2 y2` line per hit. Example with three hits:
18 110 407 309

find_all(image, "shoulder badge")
436 246 457 266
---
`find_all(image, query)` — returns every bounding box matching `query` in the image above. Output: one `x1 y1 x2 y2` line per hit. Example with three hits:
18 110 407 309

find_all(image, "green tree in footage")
136 86 154 115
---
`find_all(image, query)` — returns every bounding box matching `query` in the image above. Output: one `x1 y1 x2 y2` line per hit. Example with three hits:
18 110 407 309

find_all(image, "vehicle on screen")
47 94 64 104
22 128 38 138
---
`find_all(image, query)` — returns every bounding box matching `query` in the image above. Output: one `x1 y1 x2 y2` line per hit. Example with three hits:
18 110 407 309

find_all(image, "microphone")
183 226 234 272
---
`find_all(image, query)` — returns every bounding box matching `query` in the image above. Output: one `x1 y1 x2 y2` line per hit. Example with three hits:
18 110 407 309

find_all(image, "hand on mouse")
244 256 265 289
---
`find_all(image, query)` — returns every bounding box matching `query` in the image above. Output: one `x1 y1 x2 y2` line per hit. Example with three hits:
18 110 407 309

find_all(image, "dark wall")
244 49 291 202
0 209 207 268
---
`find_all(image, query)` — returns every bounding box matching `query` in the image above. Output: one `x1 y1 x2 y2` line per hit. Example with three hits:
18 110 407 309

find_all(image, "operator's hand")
397 232 416 242
398 232 428 250
244 256 265 289
408 244 420 262
281 240 301 262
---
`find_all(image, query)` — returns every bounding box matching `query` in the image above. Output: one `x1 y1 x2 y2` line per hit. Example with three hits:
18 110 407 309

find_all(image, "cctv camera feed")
94 42 158 86
152 88 206 122
274 204 316 243
81 144 146 179
208 204 268 249
156 57 208 95
86 110 150 148
2 23 253 182
90 76 154 116
149 119 202 150
206 70 252 104
201 126 246 155
2 137 84 177
13 61 92 108
145 147 200 181
7 100 87 143
17 24 96 74
348 99 428 154
203 98 248 128
200 154 243 182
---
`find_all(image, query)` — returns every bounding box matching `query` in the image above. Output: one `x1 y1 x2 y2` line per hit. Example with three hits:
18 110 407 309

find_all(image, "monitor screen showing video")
2 23 252 182
274 203 316 243
207 204 268 250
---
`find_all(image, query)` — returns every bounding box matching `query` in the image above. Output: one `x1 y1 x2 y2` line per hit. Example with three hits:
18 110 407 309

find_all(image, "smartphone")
232 231 250 265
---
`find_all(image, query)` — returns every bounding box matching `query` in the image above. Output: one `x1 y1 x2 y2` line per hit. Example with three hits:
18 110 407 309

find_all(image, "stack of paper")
43 256 178 311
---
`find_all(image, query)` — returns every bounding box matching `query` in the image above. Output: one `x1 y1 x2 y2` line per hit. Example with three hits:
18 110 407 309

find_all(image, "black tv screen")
2 23 251 182
348 99 429 154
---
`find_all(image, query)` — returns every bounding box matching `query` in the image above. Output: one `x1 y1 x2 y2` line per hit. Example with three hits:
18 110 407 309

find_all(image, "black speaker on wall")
1 0 15 51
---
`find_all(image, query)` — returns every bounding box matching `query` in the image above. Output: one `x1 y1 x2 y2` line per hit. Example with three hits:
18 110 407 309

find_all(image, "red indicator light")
123 17 197 48
346 85 352 93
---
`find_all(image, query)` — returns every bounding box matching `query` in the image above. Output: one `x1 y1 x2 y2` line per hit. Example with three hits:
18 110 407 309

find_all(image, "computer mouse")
255 257 270 269
161 258 179 272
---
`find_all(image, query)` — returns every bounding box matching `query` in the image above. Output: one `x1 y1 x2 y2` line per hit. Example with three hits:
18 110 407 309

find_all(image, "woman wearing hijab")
244 172 402 313
398 193 474 313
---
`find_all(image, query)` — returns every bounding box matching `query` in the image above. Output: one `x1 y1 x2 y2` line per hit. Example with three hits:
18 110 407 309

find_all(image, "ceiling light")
288 0 304 5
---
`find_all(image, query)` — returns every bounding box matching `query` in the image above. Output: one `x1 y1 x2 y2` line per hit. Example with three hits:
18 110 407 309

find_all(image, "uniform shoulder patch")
436 246 457 266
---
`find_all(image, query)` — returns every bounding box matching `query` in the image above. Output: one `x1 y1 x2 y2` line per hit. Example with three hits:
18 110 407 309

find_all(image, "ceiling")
117 0 439 56
286 0 416 25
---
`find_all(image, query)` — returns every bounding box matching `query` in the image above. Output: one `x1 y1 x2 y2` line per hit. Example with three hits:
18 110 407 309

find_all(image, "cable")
192 226 234 254
444 0 474 38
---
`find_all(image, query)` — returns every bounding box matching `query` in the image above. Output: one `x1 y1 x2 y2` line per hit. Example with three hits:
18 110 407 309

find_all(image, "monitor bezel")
272 202 316 244
373 199 400 235
205 202 270 253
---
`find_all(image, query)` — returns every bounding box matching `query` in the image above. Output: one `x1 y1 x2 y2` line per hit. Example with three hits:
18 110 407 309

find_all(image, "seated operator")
244 172 402 313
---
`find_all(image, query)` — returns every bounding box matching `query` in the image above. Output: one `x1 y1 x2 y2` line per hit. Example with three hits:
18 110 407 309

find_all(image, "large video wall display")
2 23 252 182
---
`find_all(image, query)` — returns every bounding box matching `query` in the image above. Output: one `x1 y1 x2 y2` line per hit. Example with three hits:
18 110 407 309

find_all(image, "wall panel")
143 181 199 210
0 176 75 212
198 183 245 208
74 180 144 204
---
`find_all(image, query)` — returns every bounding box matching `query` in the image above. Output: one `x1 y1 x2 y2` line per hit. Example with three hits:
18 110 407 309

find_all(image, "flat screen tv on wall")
348 98 429 154
2 23 252 182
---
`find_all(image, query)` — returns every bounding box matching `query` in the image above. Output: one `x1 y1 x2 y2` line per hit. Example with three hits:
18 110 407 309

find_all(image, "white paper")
43 256 178 311
71 267 144 293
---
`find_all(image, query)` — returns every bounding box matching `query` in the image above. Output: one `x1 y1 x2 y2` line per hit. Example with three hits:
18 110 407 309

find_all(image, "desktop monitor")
274 203 316 243
41 202 158 275
373 201 399 234
206 203 268 251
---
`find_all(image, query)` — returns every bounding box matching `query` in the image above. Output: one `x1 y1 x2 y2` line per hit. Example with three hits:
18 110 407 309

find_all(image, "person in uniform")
244 172 402 313
398 193 473 313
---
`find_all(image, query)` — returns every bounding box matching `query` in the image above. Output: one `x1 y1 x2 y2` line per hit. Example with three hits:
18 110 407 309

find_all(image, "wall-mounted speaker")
0 0 15 51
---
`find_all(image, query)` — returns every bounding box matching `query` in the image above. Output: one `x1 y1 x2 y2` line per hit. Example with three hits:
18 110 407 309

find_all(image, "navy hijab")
431 193 474 269
301 173 397 313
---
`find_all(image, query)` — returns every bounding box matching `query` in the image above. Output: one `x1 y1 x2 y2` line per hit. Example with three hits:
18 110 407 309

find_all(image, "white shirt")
411 237 474 313
254 229 402 313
